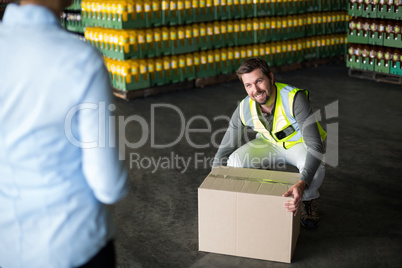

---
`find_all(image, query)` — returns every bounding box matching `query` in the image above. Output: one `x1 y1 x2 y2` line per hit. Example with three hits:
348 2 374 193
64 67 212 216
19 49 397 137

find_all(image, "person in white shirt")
0 1 128 267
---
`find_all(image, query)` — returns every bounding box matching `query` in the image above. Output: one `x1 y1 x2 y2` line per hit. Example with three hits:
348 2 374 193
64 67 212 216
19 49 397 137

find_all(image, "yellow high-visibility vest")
239 82 327 149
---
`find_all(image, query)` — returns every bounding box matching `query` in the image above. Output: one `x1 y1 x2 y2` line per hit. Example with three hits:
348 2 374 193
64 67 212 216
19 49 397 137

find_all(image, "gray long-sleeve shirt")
212 91 324 186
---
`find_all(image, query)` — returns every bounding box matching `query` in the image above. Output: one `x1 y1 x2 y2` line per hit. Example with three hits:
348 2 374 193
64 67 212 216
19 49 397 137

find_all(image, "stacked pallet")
347 0 402 83
80 0 348 93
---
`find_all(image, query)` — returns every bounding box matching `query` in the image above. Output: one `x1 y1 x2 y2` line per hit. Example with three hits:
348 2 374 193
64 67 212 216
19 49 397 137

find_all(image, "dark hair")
236 58 272 82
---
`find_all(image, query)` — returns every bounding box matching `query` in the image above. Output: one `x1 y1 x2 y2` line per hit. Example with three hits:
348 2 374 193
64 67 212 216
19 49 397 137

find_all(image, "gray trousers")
227 137 325 201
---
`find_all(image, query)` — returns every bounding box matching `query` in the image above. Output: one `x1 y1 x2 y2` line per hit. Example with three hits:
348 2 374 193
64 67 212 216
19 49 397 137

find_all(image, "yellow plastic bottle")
207 50 215 68
170 0 178 20
135 0 145 21
162 0 170 20
227 20 234 43
147 58 156 83
137 29 146 54
186 53 194 69
271 17 277 38
184 0 192 19
240 19 247 35
214 21 222 45
252 44 259 57
192 0 199 17
234 46 241 60
246 45 253 57
246 18 254 36
154 28 162 52
206 22 214 41
170 27 178 49
199 23 207 46
178 54 186 79
93 28 100 48
200 51 208 71
100 1 107 20
163 56 171 77
220 47 228 68
81 0 88 19
108 58 116 85
192 52 200 73
234 20 241 41
214 49 221 69
121 30 130 53
146 29 155 52
192 24 200 45
122 60 132 84
130 60 139 82
265 17 271 35
139 59 148 81
155 57 164 81
240 45 247 58
151 0 161 22
115 60 123 84
185 25 193 46
177 26 186 47
220 21 227 45
128 30 138 53
177 0 184 19
227 47 234 69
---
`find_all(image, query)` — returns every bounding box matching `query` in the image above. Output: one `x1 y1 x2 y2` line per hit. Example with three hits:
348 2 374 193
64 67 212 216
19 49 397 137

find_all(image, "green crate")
390 61 402 76
346 55 361 69
275 1 285 16
196 62 217 78
172 38 195 55
179 7 194 24
254 1 268 17
377 5 394 19
348 2 361 16
374 58 390 73
194 6 215 23
394 6 402 20
347 29 369 44
368 31 384 46
361 4 377 18
360 57 375 71
235 29 253 46
231 3 242 19
384 33 402 48
145 10 163 27
219 58 233 74
112 73 151 91
285 0 297 15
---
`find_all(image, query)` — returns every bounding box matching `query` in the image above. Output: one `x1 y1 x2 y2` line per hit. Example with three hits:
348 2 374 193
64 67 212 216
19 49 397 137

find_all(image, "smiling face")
241 68 275 105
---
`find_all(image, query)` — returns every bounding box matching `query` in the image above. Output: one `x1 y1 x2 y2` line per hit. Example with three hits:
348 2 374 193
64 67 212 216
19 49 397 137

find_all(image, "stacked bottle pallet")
347 0 402 78
102 35 346 90
61 0 86 35
82 0 348 91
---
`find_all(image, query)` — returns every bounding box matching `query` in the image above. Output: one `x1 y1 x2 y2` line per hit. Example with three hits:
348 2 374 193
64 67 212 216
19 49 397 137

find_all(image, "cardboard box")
198 166 301 263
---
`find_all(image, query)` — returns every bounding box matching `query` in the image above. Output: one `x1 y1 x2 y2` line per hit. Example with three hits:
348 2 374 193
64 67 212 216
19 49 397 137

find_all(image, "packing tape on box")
209 173 293 186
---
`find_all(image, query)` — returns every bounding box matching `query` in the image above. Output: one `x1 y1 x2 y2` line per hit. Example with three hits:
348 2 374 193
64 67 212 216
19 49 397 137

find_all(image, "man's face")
241 68 274 105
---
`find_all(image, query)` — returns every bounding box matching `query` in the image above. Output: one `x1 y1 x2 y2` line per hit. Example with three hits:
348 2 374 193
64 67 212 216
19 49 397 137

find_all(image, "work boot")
301 199 319 229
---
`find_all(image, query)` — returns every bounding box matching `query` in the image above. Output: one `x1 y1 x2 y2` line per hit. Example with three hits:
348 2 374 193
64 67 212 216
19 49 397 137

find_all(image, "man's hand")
282 180 307 216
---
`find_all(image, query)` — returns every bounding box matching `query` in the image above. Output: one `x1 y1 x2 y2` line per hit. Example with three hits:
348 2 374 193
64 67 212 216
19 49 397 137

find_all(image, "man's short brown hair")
236 58 272 82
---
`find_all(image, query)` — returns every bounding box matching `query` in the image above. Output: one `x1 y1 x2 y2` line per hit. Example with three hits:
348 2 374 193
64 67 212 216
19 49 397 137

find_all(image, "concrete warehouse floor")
111 63 402 268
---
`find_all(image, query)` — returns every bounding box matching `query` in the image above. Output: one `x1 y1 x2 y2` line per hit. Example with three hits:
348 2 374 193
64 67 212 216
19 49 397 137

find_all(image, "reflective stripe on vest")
239 82 326 149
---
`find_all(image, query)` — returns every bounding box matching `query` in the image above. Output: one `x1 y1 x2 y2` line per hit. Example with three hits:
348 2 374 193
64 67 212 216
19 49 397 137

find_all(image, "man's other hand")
282 180 307 216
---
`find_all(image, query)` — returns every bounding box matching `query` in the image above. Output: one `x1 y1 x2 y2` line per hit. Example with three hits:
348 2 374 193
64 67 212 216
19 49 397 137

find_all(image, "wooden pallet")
348 68 402 85
113 56 345 100
113 80 194 101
